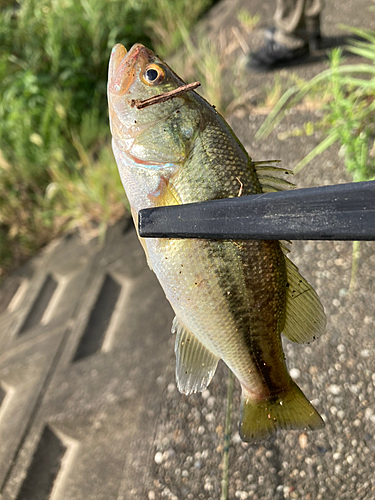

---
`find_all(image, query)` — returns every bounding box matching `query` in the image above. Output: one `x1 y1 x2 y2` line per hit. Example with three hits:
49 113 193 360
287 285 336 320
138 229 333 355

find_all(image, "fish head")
108 43 201 166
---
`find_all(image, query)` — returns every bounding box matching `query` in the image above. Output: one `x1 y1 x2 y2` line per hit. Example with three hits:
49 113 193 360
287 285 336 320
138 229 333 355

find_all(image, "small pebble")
290 368 301 379
148 491 156 500
299 433 308 449
365 408 373 420
202 389 210 400
154 452 163 464
205 413 215 423
207 396 216 408
328 384 341 395
330 406 338 415
235 491 248 499
232 432 242 444
204 481 213 492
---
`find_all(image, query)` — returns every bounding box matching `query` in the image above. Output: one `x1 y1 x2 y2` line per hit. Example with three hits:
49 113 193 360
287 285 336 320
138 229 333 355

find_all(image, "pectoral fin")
148 175 181 206
282 256 326 343
131 206 153 270
172 317 219 395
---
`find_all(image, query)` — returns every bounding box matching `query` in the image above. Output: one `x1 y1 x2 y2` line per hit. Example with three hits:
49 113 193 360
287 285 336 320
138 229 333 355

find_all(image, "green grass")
257 28 375 181
256 27 375 290
0 0 213 278
173 25 225 112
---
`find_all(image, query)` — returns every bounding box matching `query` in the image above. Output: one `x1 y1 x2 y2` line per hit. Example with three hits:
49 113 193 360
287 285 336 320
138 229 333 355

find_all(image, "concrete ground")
0 1 375 499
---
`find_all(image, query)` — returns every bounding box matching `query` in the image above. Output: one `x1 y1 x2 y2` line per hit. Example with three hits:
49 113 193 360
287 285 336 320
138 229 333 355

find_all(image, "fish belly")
145 235 290 398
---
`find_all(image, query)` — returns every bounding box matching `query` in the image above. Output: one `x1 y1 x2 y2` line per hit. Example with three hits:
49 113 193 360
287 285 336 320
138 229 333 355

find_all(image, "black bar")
138 181 375 240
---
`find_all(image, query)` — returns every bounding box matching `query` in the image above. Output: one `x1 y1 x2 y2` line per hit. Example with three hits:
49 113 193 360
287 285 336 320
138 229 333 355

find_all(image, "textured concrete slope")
0 221 174 499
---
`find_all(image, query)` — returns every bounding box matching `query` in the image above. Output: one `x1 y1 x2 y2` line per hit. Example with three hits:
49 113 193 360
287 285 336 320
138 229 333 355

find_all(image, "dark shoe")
265 26 323 50
248 39 309 70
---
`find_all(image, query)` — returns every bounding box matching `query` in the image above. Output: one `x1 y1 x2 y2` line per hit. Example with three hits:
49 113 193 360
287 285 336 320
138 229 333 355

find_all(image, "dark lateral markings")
19 275 58 335
73 274 122 362
15 426 66 500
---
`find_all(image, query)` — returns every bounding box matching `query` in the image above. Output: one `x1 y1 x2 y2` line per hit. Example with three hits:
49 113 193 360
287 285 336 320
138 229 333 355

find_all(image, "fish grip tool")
138 180 375 241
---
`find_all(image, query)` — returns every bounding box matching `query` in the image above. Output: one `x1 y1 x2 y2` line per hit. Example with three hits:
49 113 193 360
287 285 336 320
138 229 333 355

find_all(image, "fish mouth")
108 43 154 96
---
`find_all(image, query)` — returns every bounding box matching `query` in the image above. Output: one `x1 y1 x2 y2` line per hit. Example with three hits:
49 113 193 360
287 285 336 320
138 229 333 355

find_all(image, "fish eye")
142 64 165 85
146 68 158 81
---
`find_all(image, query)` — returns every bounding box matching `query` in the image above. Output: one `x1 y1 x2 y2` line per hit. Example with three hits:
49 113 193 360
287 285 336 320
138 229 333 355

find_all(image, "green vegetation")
2 3 374 283
174 25 225 112
0 0 212 278
257 27 375 290
257 28 375 181
237 8 260 33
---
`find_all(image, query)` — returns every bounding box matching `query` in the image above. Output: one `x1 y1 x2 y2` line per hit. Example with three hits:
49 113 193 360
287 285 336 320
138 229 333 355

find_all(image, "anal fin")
172 317 219 395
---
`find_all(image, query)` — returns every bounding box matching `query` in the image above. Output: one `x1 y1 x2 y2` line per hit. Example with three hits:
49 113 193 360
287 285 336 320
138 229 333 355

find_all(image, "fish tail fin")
239 380 324 442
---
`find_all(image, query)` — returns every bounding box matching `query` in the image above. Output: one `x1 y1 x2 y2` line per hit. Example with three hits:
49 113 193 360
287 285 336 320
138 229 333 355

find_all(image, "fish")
107 43 326 441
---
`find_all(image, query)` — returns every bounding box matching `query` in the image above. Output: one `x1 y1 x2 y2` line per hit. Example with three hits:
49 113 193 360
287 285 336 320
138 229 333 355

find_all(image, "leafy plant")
145 0 212 57
176 25 225 111
257 28 375 180
0 0 213 278
257 27 375 290
237 8 260 33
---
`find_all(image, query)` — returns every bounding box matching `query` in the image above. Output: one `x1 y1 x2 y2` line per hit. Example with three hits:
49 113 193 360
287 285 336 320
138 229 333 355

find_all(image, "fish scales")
108 43 326 441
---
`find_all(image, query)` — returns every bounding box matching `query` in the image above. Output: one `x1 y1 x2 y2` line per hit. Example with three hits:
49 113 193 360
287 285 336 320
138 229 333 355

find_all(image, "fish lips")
108 43 155 97
107 44 148 146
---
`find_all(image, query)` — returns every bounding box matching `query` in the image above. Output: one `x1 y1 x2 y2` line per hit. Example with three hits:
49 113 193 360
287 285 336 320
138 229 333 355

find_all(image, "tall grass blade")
293 131 340 173
220 368 234 500
255 86 298 139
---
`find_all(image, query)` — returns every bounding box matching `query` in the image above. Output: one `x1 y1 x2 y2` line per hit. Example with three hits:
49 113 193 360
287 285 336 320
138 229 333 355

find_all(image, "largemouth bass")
107 43 326 441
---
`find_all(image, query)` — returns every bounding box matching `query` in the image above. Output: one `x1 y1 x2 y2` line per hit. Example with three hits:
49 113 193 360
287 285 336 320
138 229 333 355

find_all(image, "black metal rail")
138 180 375 241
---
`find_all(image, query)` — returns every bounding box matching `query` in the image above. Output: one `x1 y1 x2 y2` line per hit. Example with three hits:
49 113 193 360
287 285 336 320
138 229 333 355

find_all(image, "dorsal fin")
252 160 295 193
